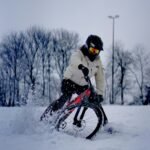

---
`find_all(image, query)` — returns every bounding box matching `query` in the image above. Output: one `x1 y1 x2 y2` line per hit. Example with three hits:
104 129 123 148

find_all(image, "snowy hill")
0 106 150 150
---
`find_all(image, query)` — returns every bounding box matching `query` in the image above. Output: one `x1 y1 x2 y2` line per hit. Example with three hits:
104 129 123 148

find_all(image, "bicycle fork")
73 106 88 127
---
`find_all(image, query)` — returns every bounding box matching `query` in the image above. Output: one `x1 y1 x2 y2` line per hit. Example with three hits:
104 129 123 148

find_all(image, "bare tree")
0 33 25 106
28 27 51 96
23 27 42 95
129 44 149 104
52 29 79 80
114 43 133 104
0 68 7 106
105 42 133 104
46 34 54 103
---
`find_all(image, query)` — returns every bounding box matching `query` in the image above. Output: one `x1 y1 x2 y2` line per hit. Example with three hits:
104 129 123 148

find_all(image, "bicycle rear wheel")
55 103 104 139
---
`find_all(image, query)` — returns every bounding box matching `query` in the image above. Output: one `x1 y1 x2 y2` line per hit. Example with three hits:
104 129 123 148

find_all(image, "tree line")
0 26 150 106
105 43 150 105
0 27 79 106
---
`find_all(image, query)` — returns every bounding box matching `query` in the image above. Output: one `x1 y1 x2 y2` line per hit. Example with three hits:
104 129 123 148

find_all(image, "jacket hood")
80 45 88 56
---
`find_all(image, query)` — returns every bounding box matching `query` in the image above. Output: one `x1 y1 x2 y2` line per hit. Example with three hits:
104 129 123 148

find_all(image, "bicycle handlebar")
78 64 93 90
78 64 86 70
78 64 89 81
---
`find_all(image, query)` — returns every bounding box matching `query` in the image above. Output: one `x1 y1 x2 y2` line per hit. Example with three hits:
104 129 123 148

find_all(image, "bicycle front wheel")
55 103 104 139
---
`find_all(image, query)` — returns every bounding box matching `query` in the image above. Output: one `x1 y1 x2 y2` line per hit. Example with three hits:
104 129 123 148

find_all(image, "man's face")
88 47 100 55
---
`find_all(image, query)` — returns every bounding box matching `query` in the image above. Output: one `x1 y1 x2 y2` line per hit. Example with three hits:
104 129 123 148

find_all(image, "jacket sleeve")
63 51 83 79
95 59 105 96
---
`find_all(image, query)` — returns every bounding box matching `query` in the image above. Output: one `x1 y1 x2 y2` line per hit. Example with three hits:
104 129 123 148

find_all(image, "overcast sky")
0 0 150 54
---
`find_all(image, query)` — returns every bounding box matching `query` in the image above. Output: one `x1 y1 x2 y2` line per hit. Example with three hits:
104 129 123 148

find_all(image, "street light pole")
108 15 119 104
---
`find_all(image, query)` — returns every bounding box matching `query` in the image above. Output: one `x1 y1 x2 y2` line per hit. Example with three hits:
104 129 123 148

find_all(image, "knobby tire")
55 103 104 139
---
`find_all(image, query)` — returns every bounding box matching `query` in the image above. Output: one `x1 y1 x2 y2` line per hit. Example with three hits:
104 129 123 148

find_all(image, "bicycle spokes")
56 105 103 139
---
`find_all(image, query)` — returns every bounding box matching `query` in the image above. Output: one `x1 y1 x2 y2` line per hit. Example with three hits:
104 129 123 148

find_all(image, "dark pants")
52 79 88 111
51 79 108 123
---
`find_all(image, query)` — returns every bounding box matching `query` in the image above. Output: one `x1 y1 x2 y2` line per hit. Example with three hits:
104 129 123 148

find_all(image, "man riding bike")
50 34 108 125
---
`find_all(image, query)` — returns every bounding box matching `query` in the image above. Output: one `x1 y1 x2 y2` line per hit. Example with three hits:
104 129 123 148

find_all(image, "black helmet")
82 35 103 61
86 35 103 51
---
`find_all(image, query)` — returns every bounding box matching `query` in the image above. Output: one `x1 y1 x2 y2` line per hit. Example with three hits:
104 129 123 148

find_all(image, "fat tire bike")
40 65 105 139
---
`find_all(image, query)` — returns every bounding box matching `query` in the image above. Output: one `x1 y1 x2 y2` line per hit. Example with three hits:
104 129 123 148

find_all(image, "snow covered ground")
0 105 150 150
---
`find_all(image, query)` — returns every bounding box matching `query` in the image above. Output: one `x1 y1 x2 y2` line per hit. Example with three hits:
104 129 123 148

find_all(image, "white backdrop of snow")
0 105 150 150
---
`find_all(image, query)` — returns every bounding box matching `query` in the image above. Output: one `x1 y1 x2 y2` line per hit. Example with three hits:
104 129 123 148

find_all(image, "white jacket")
63 49 105 96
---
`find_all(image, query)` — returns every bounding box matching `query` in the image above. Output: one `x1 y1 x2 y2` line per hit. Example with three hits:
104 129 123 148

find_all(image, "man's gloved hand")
97 95 104 103
89 93 104 104
78 64 89 76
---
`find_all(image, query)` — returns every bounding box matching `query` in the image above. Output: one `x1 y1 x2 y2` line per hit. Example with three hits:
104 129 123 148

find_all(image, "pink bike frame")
65 89 91 113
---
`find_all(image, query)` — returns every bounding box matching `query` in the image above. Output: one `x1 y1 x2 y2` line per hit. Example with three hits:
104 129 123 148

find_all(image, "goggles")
89 47 100 55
